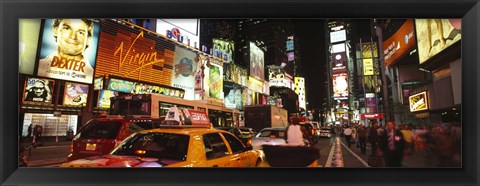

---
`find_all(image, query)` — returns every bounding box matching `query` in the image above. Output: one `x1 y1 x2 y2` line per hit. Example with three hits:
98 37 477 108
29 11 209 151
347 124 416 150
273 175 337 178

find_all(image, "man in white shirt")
343 127 353 148
285 117 312 146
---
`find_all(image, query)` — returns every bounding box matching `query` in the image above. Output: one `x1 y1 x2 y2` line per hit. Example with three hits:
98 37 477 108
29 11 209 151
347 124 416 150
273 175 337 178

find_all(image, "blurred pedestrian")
400 124 414 155
27 124 32 138
357 124 367 154
368 122 379 156
343 126 353 148
379 121 406 167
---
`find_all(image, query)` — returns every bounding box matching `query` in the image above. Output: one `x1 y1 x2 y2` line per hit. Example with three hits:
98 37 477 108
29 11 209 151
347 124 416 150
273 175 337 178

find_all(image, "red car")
67 116 164 161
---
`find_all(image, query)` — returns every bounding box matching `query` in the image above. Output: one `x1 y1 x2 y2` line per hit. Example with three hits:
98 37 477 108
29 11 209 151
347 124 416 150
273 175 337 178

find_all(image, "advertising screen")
248 76 264 93
156 19 200 48
286 39 294 51
212 39 234 63
97 90 117 108
19 19 41 75
224 63 247 86
363 58 374 76
63 82 89 106
207 64 223 99
361 42 378 58
287 52 295 61
37 19 100 84
23 77 55 104
333 72 348 99
383 19 416 67
94 77 103 90
409 91 429 112
332 52 347 72
172 46 197 100
269 67 292 88
330 29 346 43
415 19 461 64
95 19 175 87
331 43 346 53
249 42 265 82
224 87 244 110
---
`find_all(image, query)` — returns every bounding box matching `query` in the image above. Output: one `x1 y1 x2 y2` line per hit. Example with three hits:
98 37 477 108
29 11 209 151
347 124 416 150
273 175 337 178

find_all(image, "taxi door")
220 132 256 167
202 133 236 167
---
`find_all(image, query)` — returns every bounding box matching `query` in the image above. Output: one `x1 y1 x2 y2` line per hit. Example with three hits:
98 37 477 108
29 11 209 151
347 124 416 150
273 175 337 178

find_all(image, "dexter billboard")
409 91 429 112
37 19 100 84
383 19 416 67
415 19 461 64
249 42 265 82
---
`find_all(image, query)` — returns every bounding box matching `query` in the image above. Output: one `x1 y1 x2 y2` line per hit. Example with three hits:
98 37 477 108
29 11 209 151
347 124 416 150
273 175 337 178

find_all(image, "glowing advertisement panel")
409 91 429 112
287 52 294 61
19 19 41 75
332 52 347 72
37 19 100 84
97 90 117 108
156 19 200 48
286 39 294 51
333 72 348 99
363 58 374 76
249 42 265 82
172 46 197 100
23 77 55 104
203 62 223 100
415 19 461 64
224 87 244 110
383 19 416 67
94 77 103 90
212 39 234 63
63 82 89 106
95 19 175 87
330 29 346 43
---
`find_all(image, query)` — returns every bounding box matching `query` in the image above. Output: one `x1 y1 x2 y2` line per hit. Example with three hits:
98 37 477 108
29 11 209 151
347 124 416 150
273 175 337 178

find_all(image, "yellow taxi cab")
60 107 262 167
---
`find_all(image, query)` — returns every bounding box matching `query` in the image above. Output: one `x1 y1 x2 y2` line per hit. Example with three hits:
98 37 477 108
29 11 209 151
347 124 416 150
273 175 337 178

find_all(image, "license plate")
86 143 97 151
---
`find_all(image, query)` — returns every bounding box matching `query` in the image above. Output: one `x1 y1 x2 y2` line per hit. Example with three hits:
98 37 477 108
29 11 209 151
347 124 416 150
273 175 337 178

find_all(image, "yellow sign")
409 91 428 112
363 58 374 76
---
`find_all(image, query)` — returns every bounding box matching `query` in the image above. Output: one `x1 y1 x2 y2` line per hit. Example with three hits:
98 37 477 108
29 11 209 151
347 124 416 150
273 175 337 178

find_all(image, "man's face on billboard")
33 81 45 97
54 19 91 57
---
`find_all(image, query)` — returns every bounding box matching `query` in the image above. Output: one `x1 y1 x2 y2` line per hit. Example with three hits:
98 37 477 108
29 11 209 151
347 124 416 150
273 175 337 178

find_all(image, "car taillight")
247 139 252 146
70 143 73 153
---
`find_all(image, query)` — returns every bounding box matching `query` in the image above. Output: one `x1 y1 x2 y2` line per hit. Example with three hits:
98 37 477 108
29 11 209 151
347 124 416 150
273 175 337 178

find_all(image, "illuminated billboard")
383 19 416 67
23 77 54 104
415 19 461 64
363 58 374 76
172 46 197 100
97 90 117 108
286 39 294 51
295 77 306 109
333 72 348 99
249 42 265 82
361 42 378 58
212 39 234 63
94 77 103 90
224 87 244 110
248 76 263 93
63 82 89 106
37 19 100 84
330 29 346 43
287 52 295 61
208 65 223 99
19 19 41 75
156 19 200 48
224 63 248 86
106 77 184 99
331 43 346 53
409 91 429 112
332 52 347 72
269 67 293 89
95 19 175 87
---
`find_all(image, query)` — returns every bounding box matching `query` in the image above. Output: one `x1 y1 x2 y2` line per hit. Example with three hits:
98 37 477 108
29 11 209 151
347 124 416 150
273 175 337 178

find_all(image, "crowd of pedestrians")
340 120 461 167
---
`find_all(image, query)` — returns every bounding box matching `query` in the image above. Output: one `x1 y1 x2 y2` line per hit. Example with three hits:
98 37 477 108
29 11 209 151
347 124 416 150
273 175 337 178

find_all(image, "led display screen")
23 77 55 104
63 82 89 106
249 42 265 82
415 19 461 64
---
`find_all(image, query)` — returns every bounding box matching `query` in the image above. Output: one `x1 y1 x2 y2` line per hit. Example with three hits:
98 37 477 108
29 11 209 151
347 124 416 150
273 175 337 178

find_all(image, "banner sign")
37 19 100 84
23 77 54 104
172 46 197 100
107 77 184 98
383 19 416 67
63 82 89 106
156 19 200 48
409 91 428 112
212 38 234 63
363 58 374 76
415 19 461 64
95 19 175 87
360 113 384 119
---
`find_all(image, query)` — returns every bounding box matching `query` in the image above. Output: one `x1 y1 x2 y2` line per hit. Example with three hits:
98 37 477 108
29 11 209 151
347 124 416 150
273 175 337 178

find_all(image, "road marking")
325 138 336 167
35 145 69 149
340 141 370 167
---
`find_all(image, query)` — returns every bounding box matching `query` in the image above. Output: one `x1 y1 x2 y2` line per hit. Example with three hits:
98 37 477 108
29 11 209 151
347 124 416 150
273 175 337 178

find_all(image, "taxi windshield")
111 132 190 161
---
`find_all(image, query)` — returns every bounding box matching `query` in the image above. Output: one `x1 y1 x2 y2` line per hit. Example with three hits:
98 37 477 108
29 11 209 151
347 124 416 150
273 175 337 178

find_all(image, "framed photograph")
2 0 479 186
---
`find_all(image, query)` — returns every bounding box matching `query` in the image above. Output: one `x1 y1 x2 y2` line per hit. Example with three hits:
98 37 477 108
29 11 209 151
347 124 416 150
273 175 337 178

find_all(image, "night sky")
294 19 327 110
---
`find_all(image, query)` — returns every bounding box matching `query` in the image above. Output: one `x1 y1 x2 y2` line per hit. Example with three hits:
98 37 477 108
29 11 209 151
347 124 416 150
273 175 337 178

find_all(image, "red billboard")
383 19 416 67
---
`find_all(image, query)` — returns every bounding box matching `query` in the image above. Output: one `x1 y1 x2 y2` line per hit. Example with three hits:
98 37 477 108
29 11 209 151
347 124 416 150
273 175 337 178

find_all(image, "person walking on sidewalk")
368 122 379 156
357 124 367 154
379 121 406 167
343 126 353 148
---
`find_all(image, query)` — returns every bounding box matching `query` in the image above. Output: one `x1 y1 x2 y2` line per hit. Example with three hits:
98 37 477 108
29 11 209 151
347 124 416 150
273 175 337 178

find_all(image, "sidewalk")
339 137 429 167
20 136 72 147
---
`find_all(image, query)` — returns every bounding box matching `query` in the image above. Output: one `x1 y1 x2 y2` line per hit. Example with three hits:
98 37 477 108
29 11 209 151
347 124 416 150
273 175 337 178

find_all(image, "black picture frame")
1 0 478 186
